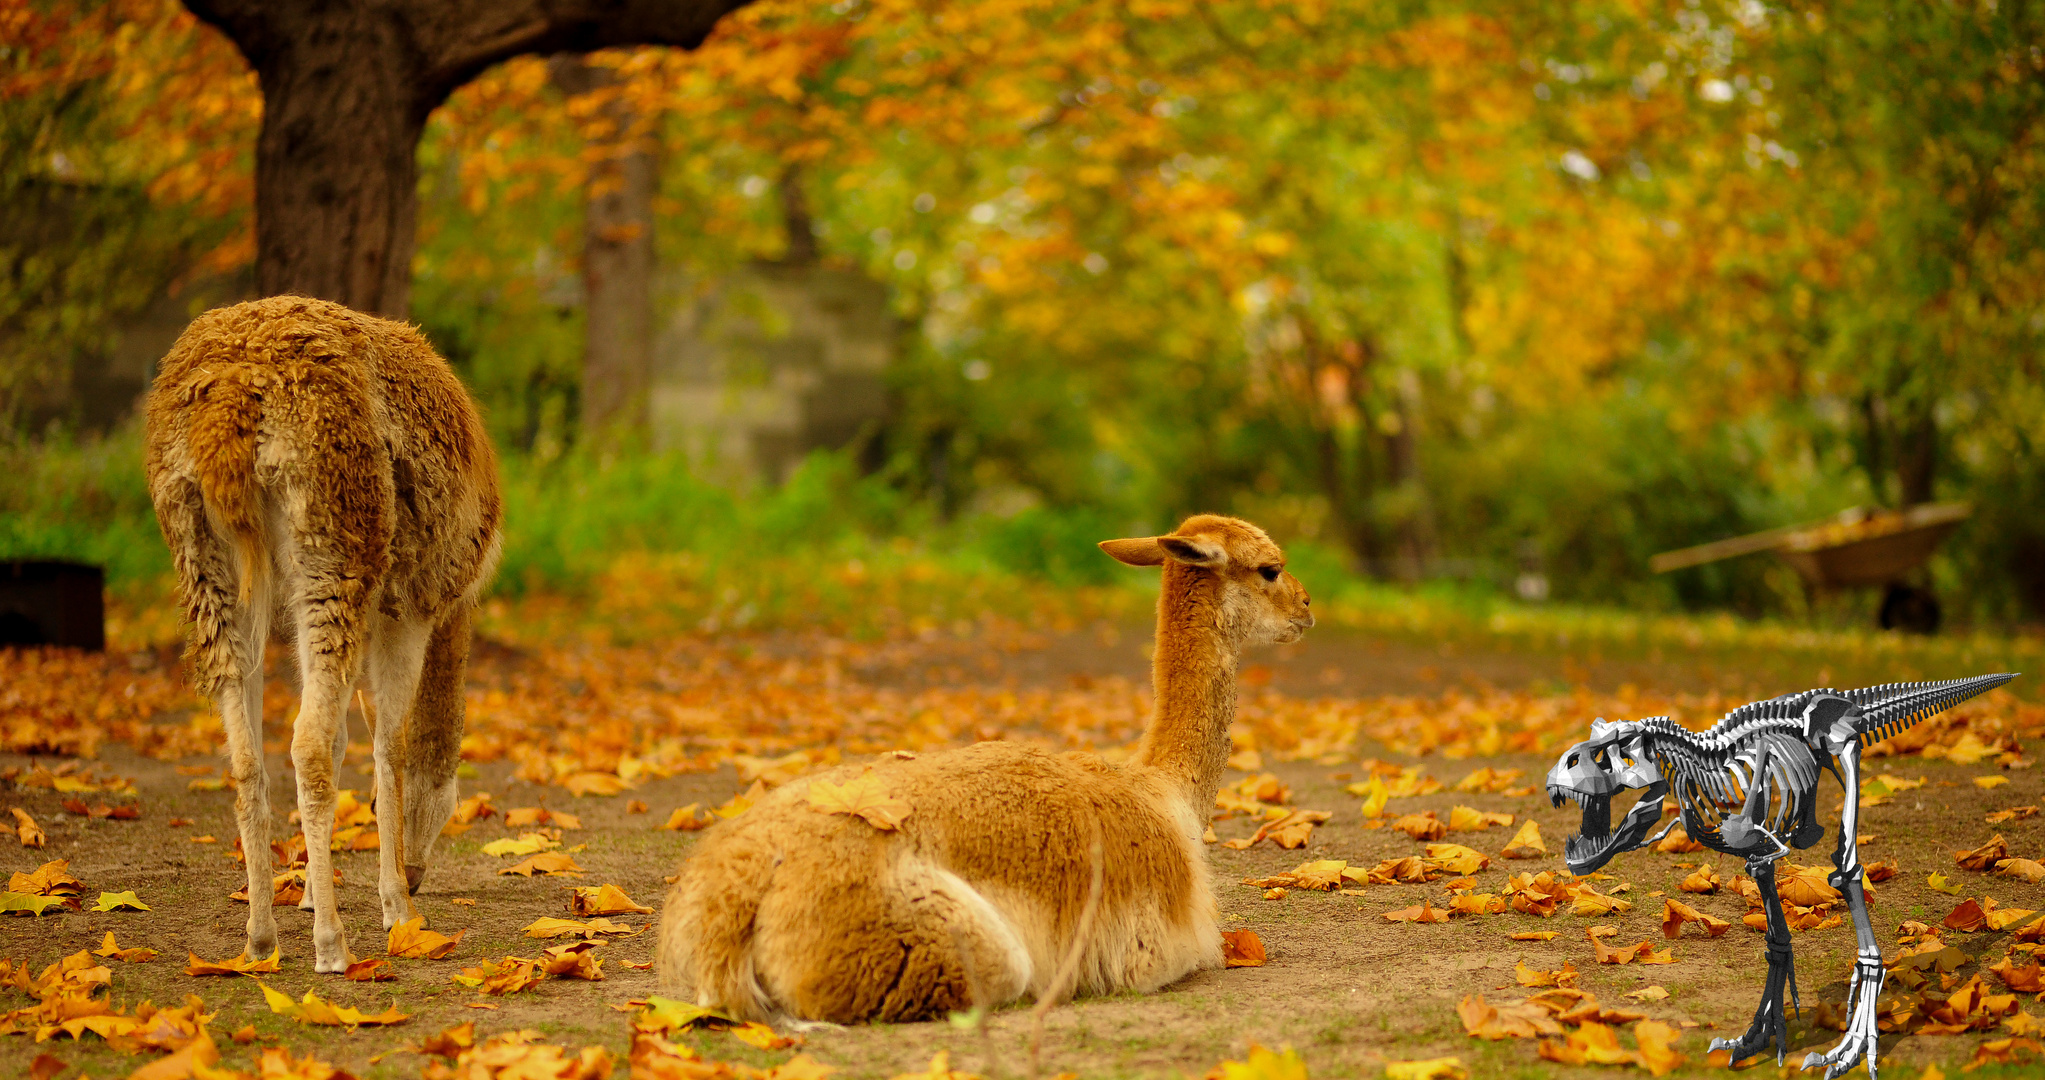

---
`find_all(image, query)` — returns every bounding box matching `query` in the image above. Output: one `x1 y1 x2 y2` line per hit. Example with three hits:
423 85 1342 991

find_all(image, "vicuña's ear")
1158 534 1227 567
1099 537 1167 566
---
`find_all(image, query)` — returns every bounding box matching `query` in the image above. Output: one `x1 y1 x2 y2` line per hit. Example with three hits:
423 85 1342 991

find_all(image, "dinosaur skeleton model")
1545 672 2019 1080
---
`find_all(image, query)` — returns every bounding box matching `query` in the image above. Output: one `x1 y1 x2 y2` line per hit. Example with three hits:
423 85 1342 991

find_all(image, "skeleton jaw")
1553 780 1669 875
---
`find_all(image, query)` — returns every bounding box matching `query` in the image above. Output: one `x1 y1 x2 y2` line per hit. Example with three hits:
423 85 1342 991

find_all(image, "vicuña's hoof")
405 864 426 895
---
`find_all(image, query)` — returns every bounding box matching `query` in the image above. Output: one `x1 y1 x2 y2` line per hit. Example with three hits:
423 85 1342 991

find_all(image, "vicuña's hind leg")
222 610 277 958
402 606 470 895
298 704 346 914
157 482 278 957
368 614 432 929
756 855 1032 1023
290 572 369 973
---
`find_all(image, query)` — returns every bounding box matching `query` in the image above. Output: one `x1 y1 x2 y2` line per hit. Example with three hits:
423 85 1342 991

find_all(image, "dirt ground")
3 624 2042 1079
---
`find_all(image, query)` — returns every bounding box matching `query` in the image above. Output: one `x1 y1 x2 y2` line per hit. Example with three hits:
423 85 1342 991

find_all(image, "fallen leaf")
1507 931 1558 941
571 883 654 916
481 832 559 858
1977 776 2011 790
452 956 546 995
1677 865 1721 894
1997 858 2045 884
1383 1058 1467 1080
1627 986 1670 1002
1457 993 1566 1039
1220 929 1266 968
541 940 606 980
1448 806 1514 832
499 852 585 877
12 808 46 847
0 891 70 915
1651 822 1704 854
388 917 465 959
1353 774 1390 819
1384 899 1453 923
659 804 712 831
95 931 158 962
732 1020 798 1050
185 950 282 976
450 897 479 907
1991 955 2045 994
1425 843 1492 875
1661 898 1731 939
1946 899 1989 933
259 981 410 1027
1515 961 1579 989
1930 871 1963 895
562 772 630 797
1392 813 1448 842
347 956 395 981
1500 820 1546 859
91 890 149 912
1958 835 2011 872
1987 806 2040 825
806 772 914 831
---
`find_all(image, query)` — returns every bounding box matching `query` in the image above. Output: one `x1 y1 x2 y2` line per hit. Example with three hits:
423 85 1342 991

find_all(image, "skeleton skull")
1546 718 1671 875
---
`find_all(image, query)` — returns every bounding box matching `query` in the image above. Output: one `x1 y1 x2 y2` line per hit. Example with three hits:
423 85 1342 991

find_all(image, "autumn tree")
178 0 754 318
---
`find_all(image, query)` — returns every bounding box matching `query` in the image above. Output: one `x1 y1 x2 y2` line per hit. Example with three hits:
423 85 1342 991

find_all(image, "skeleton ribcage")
1661 732 1823 854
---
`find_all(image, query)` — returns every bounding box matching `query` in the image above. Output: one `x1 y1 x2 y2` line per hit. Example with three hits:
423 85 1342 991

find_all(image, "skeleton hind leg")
1709 858 1799 1066
1803 743 1886 1080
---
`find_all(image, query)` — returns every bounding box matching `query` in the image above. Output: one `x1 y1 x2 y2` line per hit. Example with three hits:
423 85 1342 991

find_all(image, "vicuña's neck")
1132 561 1240 813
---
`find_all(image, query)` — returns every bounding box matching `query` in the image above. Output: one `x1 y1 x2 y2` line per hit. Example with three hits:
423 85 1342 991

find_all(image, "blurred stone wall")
651 262 893 481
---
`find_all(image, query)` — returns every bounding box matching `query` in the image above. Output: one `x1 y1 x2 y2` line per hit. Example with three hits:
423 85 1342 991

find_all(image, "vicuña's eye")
1259 566 1280 582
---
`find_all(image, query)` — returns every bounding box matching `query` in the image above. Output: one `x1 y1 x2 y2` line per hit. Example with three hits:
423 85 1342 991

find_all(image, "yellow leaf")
91 890 149 912
1929 871 1963 895
562 772 629 797
499 852 585 877
186 949 282 976
1500 819 1546 858
571 883 654 916
1384 1058 1467 1080
11 808 45 847
387 916 465 959
480 833 557 858
807 772 912 831
659 803 711 831
1212 1045 1309 1080
95 931 157 962
732 1020 799 1050
1353 775 1389 819
259 981 410 1027
1976 776 2011 790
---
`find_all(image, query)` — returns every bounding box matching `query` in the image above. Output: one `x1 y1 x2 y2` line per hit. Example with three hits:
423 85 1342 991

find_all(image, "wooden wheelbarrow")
1649 503 1972 633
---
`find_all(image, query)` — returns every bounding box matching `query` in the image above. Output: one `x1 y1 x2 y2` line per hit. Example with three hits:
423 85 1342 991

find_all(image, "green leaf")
0 891 70 916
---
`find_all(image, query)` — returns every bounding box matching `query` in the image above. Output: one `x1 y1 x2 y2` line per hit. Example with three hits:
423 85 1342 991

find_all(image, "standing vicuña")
147 296 501 972
657 515 1312 1022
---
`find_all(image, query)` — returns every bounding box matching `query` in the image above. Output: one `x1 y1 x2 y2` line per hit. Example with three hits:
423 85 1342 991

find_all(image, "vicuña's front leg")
1711 858 1800 1065
1804 745 1885 1080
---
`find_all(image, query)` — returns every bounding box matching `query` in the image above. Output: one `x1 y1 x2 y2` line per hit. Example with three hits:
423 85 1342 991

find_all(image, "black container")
0 560 106 651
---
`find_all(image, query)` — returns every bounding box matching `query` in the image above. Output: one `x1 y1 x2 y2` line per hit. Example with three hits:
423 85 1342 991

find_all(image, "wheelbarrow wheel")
1879 582 1941 635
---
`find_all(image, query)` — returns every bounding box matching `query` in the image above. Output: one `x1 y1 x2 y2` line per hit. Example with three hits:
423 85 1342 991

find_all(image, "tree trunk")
182 0 754 319
551 55 657 438
249 18 423 316
778 164 819 266
1896 406 1938 507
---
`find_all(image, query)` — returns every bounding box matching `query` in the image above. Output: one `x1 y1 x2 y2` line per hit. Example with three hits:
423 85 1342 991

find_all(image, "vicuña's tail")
657 834 778 1021
1848 673 2021 747
185 372 267 604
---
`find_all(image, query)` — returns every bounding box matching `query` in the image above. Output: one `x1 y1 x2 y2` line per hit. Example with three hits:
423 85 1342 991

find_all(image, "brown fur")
145 296 501 972
658 515 1312 1023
